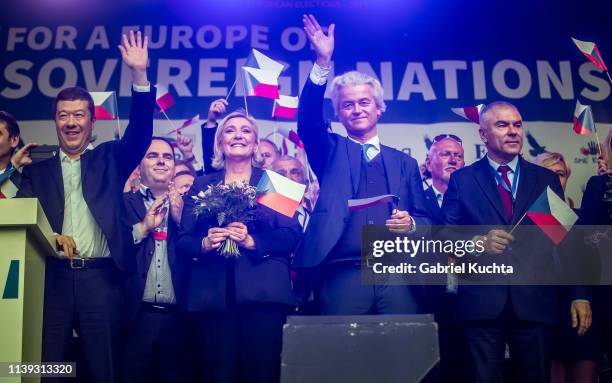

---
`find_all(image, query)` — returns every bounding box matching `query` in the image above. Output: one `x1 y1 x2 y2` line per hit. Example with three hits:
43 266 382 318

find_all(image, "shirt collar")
59 144 94 162
431 184 444 200
487 154 519 173
139 184 155 201
348 135 380 151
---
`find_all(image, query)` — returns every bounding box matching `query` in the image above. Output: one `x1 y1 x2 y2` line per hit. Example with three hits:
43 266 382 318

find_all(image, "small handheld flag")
571 37 608 71
167 114 200 135
573 100 596 135
155 84 176 112
90 91 117 120
256 170 306 218
526 186 578 245
245 48 285 77
276 126 303 148
451 104 485 124
272 95 299 119
242 67 280 99
348 194 399 212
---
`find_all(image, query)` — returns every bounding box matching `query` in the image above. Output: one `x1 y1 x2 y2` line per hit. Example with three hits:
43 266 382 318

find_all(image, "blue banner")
1 0 611 123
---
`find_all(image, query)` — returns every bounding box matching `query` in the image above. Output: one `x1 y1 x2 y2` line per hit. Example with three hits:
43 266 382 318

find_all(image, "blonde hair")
534 152 571 178
330 71 386 116
211 110 265 170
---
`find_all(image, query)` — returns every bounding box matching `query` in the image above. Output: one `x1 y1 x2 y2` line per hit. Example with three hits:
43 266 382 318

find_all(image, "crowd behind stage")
1 15 612 383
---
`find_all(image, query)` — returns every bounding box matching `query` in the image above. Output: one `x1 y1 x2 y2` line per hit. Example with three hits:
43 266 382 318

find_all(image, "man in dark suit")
423 134 465 225
293 15 430 315
122 138 189 382
422 134 465 383
442 101 592 382
16 31 154 383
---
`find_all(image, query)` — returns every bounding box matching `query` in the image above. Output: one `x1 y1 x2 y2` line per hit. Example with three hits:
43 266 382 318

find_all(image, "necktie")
497 165 513 221
362 144 373 162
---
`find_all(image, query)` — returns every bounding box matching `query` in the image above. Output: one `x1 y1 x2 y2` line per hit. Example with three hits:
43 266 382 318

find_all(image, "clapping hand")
141 196 167 235
168 182 184 224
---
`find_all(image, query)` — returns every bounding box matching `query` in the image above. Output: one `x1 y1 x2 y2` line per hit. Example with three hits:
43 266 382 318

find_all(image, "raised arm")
116 30 155 180
297 15 336 180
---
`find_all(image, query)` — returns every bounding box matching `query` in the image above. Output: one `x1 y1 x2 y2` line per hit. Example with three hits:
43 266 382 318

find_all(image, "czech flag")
155 84 176 112
526 186 578 245
256 170 306 218
89 91 117 120
348 194 399 212
573 100 596 135
272 95 299 119
245 48 284 77
572 37 608 71
451 104 485 124
167 114 200 135
242 67 280 99
276 126 303 148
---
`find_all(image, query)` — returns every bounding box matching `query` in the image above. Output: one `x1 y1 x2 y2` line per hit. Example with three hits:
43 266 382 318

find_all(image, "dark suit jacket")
17 88 156 273
122 191 190 323
293 78 431 268
442 156 587 325
580 174 612 225
177 167 300 311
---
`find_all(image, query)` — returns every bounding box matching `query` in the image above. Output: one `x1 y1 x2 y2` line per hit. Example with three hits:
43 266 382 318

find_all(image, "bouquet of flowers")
192 182 258 258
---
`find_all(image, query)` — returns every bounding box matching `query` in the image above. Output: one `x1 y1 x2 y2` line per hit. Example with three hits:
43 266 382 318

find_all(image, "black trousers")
193 303 288 383
122 304 188 383
462 298 554 383
41 260 123 383
319 263 420 315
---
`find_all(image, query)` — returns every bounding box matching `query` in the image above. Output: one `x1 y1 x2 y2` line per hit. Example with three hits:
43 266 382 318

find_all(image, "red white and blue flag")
90 91 117 120
451 104 485 124
348 194 399 212
526 186 578 245
276 126 303 148
155 84 176 112
272 95 299 119
573 100 596 135
245 48 284 77
256 170 306 218
242 67 280 99
167 114 200 135
572 37 608 71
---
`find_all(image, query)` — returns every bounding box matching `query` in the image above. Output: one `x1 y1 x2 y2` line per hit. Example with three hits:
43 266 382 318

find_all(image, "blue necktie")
362 144 373 162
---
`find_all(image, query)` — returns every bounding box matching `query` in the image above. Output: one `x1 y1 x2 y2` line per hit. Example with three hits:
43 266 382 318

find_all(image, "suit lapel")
511 157 537 224
345 139 362 196
381 146 401 198
49 153 65 205
125 191 147 221
473 157 507 222
80 150 91 192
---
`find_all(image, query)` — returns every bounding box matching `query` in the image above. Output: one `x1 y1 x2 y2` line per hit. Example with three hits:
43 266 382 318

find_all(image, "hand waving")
302 14 335 67
118 30 149 86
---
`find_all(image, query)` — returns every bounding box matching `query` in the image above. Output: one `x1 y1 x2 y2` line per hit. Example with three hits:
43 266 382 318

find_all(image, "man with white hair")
293 15 430 315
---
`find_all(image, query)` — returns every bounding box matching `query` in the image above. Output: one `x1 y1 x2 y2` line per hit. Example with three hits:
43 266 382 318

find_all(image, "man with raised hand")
17 30 155 383
293 15 430 315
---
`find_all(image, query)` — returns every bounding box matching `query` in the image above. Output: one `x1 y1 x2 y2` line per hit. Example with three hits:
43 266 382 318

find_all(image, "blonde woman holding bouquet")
177 110 301 383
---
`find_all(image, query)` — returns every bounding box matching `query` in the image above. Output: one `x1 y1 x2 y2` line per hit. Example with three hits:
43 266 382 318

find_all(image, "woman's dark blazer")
177 166 301 311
